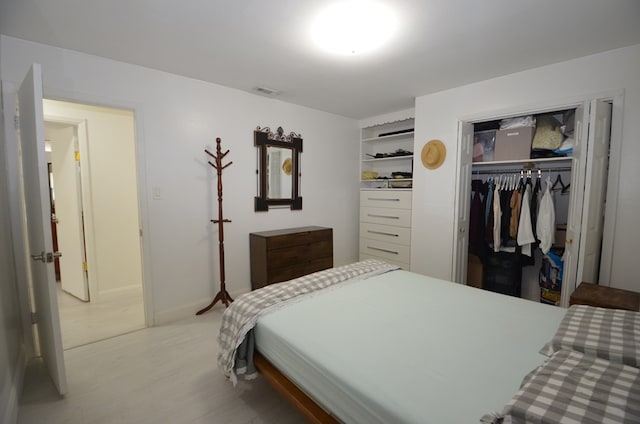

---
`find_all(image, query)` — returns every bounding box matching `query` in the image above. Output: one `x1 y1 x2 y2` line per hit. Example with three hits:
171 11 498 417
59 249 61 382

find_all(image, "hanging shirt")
484 180 494 226
509 188 522 239
492 183 501 252
517 184 535 256
530 177 541 240
536 178 555 254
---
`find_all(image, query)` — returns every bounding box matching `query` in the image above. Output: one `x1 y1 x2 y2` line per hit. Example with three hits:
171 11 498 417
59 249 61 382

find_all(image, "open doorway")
43 99 145 349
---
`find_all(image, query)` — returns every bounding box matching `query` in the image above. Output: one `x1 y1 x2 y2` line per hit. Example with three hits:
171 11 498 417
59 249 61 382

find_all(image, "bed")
217 260 640 423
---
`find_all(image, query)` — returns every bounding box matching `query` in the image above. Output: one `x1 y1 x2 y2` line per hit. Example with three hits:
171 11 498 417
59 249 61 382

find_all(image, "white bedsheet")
254 270 566 424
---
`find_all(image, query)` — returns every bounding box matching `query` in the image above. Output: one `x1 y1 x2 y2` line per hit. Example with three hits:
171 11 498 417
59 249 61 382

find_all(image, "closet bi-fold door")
561 100 611 307
452 121 474 284
577 101 611 285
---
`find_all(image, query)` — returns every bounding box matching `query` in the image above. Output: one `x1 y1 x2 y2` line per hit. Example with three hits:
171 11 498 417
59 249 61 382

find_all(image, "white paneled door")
17 63 67 395
452 121 474 284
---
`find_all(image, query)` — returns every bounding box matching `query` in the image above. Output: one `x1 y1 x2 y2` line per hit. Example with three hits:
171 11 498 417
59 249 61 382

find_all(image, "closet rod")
473 166 572 175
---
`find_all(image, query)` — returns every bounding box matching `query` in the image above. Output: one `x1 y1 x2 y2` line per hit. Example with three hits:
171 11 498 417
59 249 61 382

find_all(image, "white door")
452 121 474 283
50 126 90 301
577 100 612 284
17 64 68 394
561 101 612 306
561 103 590 307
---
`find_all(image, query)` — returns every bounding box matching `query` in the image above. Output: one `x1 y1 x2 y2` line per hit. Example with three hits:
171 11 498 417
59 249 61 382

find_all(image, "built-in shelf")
360 118 415 190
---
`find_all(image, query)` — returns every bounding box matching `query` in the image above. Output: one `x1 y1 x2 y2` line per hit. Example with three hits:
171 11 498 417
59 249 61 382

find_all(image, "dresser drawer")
360 206 411 227
359 253 410 270
265 228 332 250
360 222 410 246
359 238 410 264
266 240 332 269
265 257 334 287
360 190 412 209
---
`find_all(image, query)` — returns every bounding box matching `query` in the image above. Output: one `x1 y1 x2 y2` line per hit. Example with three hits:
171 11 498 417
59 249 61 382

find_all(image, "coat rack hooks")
197 137 234 315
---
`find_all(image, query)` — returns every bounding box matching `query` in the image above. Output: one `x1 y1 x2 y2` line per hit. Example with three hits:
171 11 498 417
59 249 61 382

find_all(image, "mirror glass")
254 127 302 211
267 145 293 199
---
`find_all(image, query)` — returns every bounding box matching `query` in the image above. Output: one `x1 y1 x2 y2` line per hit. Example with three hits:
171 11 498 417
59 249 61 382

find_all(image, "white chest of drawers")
359 189 412 269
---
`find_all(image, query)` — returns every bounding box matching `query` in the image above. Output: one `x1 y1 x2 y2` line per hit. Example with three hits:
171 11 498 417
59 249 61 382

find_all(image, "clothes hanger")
551 174 565 191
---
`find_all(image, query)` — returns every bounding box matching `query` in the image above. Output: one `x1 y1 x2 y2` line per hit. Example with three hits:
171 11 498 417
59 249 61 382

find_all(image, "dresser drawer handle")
367 230 399 237
368 197 400 202
368 246 399 255
367 214 400 219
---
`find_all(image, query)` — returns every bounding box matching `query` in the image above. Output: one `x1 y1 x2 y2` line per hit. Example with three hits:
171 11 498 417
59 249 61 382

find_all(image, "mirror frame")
254 126 303 211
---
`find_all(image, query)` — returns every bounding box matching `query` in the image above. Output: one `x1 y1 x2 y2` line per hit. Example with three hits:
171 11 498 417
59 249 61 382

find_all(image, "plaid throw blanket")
217 259 399 384
482 349 640 424
541 304 640 367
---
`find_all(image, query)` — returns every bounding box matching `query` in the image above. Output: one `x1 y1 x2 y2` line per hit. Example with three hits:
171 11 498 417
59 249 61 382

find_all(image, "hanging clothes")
485 180 495 246
509 185 522 239
517 184 535 256
484 179 494 227
530 175 542 239
469 180 484 248
492 182 501 252
536 177 556 254
500 187 513 247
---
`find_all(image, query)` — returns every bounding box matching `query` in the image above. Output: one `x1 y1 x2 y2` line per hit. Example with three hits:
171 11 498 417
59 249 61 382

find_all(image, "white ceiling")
1 0 639 119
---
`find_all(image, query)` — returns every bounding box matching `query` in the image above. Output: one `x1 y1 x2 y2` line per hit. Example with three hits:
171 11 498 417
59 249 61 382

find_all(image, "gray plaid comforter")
493 349 640 424
217 259 399 384
542 304 640 367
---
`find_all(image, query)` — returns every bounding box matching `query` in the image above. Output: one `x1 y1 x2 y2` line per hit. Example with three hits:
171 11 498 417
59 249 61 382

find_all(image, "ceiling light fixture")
312 1 396 55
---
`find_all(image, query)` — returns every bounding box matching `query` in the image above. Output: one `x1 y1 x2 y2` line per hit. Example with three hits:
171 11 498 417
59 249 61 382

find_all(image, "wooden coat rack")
197 137 234 315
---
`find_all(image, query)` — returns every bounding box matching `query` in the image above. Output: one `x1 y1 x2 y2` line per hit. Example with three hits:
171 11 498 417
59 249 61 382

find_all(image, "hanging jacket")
492 183 501 252
536 177 555 254
517 184 535 256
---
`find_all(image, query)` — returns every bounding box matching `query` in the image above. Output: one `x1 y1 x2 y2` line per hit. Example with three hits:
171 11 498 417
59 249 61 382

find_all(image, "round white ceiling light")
311 1 397 55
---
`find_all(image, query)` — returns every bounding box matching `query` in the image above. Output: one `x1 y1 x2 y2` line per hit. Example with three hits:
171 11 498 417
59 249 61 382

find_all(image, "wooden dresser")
570 282 640 311
249 226 333 290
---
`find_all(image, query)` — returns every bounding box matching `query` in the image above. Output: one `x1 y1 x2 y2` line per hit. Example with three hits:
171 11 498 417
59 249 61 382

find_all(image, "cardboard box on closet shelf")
494 127 534 161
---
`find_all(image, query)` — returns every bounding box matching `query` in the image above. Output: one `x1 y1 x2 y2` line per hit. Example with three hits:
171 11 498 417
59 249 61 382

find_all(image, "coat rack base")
196 289 234 315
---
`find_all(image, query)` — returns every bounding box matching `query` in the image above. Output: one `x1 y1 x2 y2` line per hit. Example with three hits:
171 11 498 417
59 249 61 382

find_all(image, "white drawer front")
360 190 412 209
360 206 411 227
359 238 411 264
359 253 410 270
360 222 411 246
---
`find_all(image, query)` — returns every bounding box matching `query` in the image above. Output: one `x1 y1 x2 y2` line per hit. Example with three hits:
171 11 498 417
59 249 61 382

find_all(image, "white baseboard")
1 349 26 424
153 289 248 325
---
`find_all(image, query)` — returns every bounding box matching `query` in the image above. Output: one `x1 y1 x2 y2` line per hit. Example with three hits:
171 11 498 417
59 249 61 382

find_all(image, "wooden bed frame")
253 351 339 424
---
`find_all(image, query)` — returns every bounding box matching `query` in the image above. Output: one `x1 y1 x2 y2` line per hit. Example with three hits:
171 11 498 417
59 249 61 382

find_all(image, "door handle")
31 251 46 263
31 251 62 263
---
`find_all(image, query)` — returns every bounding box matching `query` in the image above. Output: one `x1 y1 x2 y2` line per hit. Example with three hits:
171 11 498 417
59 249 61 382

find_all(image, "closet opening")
458 100 612 307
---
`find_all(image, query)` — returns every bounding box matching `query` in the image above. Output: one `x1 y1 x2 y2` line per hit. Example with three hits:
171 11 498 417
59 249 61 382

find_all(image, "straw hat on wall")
421 139 446 169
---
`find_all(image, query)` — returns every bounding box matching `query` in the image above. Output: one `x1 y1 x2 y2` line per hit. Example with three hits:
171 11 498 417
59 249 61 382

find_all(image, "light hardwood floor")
18 307 305 424
57 284 146 349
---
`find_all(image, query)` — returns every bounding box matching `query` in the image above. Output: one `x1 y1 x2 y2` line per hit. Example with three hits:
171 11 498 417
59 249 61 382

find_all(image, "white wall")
412 44 640 292
0 35 360 323
45 101 143 297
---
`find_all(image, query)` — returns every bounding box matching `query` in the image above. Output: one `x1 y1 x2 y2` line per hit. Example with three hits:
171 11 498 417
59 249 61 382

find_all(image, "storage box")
467 254 483 288
473 130 495 162
553 225 567 248
494 127 534 161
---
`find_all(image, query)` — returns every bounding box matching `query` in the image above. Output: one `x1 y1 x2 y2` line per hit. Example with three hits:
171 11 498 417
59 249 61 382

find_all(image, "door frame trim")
40 88 154 327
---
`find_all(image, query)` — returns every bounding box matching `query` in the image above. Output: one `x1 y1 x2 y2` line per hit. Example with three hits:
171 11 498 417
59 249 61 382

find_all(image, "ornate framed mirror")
254 126 302 211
